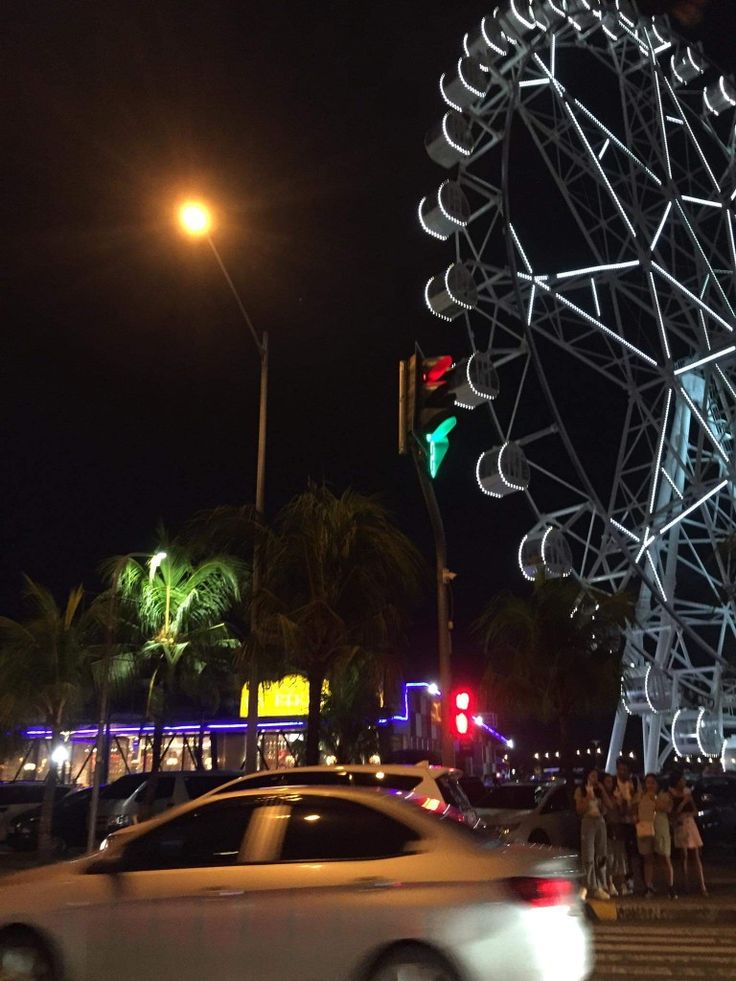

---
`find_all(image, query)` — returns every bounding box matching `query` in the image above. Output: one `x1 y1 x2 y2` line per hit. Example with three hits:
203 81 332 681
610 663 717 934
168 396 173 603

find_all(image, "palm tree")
253 483 422 765
108 542 241 774
475 577 632 772
0 577 96 856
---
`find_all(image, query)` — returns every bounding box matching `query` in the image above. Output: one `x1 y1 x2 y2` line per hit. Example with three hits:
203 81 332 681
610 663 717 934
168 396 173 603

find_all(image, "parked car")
204 763 481 828
105 770 244 832
692 774 736 850
0 785 591 981
6 787 95 853
0 783 72 843
475 781 579 848
93 773 149 839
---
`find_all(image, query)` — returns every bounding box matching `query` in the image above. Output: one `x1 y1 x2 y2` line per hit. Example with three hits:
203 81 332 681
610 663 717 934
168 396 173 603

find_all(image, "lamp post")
178 201 267 774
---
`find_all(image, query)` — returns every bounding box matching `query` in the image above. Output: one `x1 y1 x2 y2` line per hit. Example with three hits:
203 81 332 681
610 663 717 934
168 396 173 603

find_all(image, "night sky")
4 2 735 748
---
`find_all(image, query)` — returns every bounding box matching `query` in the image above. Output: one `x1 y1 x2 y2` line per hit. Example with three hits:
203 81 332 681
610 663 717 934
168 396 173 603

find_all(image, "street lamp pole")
204 234 267 774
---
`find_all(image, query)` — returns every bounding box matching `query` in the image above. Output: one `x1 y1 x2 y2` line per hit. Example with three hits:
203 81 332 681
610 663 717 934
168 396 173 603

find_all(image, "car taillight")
504 877 575 908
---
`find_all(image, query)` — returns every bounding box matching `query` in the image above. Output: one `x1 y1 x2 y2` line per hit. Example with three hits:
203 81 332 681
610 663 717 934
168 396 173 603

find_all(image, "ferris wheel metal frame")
418 0 736 773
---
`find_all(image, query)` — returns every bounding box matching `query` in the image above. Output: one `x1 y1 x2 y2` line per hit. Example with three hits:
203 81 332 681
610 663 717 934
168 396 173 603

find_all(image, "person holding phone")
575 767 609 900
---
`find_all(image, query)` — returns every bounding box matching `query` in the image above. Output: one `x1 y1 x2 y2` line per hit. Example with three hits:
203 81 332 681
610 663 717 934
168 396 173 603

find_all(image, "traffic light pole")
409 442 455 770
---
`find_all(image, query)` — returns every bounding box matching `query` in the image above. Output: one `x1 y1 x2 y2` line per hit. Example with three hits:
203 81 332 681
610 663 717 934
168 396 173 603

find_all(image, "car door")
82 797 268 981
539 785 578 846
248 795 428 981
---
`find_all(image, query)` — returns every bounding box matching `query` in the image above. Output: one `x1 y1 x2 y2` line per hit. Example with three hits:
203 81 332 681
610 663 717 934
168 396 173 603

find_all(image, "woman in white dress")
670 774 708 896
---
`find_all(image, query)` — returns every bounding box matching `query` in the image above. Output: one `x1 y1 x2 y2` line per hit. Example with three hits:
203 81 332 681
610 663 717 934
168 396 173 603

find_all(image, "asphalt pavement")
591 923 736 979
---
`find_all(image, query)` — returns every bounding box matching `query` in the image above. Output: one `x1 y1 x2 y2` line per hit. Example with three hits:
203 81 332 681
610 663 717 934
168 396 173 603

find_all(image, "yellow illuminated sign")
239 674 329 718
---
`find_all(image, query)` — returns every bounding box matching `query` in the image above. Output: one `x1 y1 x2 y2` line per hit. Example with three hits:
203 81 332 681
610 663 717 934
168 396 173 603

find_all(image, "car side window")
118 799 257 871
279 798 419 862
541 787 570 814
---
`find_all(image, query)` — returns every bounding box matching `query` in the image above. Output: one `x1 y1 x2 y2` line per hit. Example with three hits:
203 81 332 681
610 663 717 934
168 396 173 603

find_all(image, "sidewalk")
588 850 736 923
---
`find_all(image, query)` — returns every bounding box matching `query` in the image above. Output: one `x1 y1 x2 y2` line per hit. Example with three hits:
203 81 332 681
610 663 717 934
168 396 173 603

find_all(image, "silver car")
0 786 590 981
476 782 579 849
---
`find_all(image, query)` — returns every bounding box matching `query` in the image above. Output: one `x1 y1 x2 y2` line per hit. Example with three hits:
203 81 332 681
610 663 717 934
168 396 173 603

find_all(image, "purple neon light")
377 682 438 724
476 719 512 747
23 719 306 740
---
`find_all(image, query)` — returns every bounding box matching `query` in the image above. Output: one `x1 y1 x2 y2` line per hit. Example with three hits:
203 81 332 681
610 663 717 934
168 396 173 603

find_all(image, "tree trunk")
305 672 324 766
140 722 164 822
38 734 59 861
210 730 219 770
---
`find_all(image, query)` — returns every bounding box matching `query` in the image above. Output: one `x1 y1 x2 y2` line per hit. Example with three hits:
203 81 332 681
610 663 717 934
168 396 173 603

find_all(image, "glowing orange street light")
178 200 212 237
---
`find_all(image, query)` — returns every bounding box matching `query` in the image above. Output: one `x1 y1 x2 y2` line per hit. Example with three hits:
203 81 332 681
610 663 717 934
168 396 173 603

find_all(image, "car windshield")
479 784 548 810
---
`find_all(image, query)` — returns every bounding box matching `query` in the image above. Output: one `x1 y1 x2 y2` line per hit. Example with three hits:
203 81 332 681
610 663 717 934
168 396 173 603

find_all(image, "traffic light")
408 352 458 478
452 688 474 738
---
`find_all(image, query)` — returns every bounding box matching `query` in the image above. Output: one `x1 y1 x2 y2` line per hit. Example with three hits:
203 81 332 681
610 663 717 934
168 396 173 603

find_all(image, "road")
591 923 736 979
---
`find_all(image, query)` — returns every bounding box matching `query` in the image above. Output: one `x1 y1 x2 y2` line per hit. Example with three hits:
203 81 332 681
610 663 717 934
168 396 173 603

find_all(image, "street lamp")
176 198 268 775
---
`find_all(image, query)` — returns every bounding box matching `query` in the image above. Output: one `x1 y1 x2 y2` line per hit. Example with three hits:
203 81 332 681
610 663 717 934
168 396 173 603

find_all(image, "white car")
0 786 591 981
476 782 579 849
203 763 481 827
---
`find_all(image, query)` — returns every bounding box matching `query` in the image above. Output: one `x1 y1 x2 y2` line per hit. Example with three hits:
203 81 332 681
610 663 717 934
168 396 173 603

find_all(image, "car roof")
234 764 462 778
105 784 467 849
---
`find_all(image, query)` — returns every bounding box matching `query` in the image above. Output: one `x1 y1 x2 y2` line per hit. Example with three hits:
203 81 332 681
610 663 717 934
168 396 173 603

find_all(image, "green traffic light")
426 416 457 478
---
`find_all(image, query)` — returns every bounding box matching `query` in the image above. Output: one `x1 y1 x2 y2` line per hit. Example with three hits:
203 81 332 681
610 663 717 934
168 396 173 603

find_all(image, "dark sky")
4 2 735 743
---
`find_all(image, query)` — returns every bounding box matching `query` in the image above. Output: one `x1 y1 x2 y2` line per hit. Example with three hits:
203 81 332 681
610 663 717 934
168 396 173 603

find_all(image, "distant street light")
176 198 268 775
178 200 212 237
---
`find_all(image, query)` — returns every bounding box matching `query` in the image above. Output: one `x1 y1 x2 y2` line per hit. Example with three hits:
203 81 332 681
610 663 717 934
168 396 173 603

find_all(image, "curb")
587 897 736 924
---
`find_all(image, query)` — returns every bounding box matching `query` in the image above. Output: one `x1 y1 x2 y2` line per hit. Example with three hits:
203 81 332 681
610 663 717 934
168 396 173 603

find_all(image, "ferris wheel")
418 0 736 772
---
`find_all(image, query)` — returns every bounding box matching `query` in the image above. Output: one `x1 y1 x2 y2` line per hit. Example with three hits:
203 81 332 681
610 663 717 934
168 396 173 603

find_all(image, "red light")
423 355 453 384
505 877 575 908
455 691 470 711
451 688 474 738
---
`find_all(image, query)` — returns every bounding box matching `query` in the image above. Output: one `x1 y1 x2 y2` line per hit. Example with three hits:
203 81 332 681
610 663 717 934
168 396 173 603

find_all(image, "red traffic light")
452 688 474 738
422 355 453 386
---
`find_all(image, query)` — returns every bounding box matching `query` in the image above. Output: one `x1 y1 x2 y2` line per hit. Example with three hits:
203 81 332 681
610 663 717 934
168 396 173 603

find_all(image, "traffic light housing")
452 688 474 738
408 352 458 478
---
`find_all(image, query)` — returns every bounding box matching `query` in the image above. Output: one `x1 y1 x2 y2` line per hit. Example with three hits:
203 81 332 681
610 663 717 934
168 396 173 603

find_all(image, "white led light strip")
610 518 640 543
674 346 736 376
678 388 730 464
649 272 671 361
651 262 734 333
659 479 729 537
681 195 722 209
573 99 662 187
532 276 658 367
441 113 472 157
509 223 533 273
650 200 671 253
439 75 463 113
661 76 719 193
417 197 448 241
646 551 667 602
564 103 637 239
556 259 639 280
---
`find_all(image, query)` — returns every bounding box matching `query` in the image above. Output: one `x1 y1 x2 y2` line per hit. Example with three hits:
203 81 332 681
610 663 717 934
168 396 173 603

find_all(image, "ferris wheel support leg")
642 714 663 775
606 703 628 773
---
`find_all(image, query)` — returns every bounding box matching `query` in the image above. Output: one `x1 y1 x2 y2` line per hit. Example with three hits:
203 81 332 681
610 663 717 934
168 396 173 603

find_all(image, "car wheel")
369 944 460 981
0 930 57 981
528 829 551 845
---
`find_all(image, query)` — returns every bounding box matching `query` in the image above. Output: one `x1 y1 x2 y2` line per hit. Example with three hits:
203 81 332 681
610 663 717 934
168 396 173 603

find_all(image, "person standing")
575 767 609 900
670 773 708 896
614 757 639 894
601 773 628 897
634 773 676 898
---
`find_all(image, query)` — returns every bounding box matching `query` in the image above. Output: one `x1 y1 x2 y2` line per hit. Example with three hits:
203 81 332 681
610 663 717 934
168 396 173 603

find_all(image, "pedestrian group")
574 757 707 901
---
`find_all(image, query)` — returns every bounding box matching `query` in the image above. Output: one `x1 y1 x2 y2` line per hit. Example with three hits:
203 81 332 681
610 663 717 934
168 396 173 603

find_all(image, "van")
105 771 244 832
